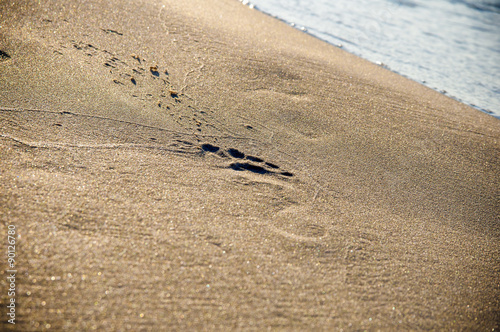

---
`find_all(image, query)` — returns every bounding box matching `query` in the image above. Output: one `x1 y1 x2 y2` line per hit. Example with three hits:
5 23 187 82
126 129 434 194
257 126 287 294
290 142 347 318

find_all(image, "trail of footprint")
23 18 237 136
52 33 225 135
68 40 179 110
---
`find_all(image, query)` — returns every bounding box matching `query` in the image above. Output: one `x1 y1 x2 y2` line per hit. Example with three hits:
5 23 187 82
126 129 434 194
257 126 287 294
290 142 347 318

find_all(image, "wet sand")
0 0 499 330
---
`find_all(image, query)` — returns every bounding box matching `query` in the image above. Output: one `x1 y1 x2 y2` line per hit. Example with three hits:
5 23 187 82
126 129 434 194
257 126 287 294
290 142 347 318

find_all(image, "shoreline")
1 0 499 330
243 0 500 120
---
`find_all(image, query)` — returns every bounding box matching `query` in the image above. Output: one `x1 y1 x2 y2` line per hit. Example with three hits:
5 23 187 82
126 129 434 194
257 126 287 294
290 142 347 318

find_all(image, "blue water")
239 0 500 119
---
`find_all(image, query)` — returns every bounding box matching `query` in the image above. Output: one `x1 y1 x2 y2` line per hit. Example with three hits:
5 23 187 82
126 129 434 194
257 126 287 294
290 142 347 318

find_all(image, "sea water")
239 0 500 119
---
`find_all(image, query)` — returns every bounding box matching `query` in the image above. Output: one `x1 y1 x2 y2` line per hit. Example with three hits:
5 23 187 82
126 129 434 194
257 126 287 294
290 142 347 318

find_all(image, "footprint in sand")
201 144 294 177
268 205 332 243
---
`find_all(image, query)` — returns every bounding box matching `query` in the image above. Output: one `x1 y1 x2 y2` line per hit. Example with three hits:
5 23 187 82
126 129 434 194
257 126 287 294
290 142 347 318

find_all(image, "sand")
1 0 499 330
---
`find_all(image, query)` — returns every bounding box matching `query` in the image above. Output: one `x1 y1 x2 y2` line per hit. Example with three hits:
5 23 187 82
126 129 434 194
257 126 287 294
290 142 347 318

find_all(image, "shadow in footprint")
150 66 160 77
227 148 245 159
265 162 279 169
201 144 220 153
230 162 269 174
0 50 11 61
246 155 264 163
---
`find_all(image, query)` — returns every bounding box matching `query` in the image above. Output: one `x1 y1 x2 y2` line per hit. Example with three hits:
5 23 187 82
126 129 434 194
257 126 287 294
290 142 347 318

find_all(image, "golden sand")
1 0 499 330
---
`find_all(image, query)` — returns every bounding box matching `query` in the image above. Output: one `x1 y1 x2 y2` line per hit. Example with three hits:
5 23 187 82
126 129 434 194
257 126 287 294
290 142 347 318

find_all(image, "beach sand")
1 0 499 330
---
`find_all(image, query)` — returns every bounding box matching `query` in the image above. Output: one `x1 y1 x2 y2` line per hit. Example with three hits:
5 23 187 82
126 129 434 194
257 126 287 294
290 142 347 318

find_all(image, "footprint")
200 143 294 177
269 205 333 244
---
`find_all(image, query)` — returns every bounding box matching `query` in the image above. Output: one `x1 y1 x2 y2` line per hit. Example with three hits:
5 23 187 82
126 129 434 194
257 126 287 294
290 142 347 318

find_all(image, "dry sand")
1 0 499 330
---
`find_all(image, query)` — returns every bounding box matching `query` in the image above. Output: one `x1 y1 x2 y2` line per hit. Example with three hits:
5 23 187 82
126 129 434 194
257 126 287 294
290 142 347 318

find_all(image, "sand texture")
1 0 499 330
